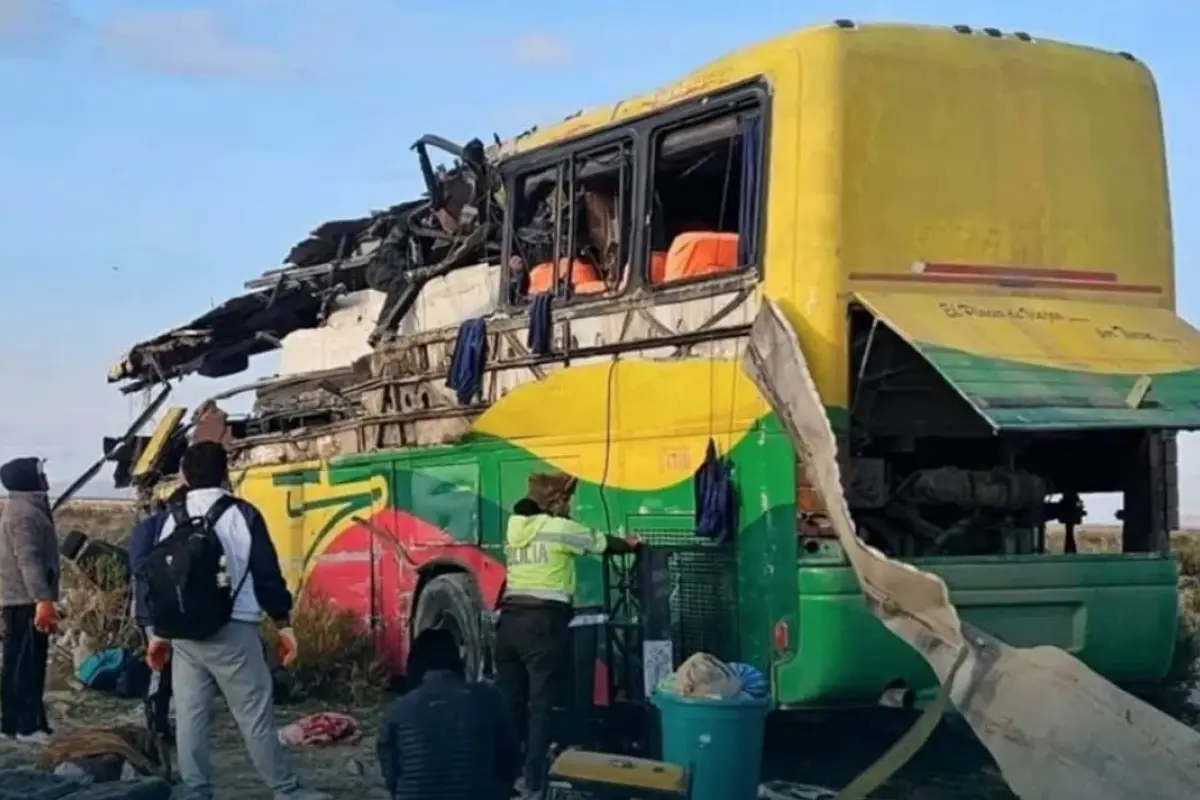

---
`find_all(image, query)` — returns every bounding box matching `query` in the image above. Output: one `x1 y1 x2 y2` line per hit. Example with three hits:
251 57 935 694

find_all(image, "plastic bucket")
653 689 771 800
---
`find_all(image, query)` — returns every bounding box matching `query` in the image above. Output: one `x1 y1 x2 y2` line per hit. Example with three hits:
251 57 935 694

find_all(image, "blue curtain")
738 115 762 267
527 293 554 356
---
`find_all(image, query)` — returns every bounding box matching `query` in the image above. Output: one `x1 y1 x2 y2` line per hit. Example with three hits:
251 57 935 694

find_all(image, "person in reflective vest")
496 472 640 799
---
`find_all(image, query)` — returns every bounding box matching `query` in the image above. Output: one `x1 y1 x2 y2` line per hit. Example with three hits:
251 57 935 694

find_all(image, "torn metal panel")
108 285 330 392
131 407 186 479
742 298 1200 800
111 133 507 392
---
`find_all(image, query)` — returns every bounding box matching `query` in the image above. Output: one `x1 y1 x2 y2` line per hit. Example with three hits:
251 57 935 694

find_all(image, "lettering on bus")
937 302 1088 324
1095 325 1174 343
937 303 1176 344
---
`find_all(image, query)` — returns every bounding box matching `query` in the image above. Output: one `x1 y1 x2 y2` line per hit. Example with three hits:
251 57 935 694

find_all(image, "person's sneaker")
16 731 51 745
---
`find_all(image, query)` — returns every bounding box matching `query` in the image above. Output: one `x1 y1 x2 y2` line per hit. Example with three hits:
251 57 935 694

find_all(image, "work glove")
33 601 58 634
275 626 298 668
146 637 172 672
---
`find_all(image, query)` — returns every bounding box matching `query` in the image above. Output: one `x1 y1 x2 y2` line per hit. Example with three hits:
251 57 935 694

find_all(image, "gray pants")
172 621 301 799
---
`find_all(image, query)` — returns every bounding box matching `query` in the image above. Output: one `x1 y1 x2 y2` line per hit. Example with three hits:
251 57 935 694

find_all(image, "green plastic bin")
653 689 771 800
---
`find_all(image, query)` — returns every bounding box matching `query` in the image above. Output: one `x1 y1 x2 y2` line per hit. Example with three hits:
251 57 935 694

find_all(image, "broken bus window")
507 141 634 304
647 101 764 286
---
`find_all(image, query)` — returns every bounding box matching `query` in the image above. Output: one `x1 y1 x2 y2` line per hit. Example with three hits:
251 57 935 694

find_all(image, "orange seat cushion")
656 232 740 285
528 259 603 295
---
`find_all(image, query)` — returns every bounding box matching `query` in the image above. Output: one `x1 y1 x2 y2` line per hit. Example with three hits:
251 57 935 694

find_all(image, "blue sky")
1 0 1198 519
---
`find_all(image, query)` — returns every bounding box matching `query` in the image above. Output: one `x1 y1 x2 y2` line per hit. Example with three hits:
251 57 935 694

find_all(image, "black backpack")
141 493 248 641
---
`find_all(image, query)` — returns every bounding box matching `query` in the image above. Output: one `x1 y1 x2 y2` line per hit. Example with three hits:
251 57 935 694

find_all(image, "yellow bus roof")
495 22 1149 160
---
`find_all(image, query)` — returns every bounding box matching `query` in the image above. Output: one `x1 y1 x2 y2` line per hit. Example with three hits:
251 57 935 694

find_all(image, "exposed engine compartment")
843 307 1176 558
850 464 1050 557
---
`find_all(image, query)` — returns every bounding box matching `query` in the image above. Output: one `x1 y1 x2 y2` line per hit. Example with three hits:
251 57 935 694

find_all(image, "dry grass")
50 556 143 689
59 556 142 650
0 498 138 545
52 553 388 705
40 501 390 705
51 499 139 544
261 591 389 706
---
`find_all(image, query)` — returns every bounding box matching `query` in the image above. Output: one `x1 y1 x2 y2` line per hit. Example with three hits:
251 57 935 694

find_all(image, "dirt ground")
19 503 1198 798
0 686 1020 799
0 689 390 799
4 678 1191 799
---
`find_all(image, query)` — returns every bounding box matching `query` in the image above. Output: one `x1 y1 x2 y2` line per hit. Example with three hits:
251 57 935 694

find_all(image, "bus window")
507 142 634 304
648 108 764 286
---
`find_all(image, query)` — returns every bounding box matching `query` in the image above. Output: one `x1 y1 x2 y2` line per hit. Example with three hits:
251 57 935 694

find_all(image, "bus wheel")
411 573 489 681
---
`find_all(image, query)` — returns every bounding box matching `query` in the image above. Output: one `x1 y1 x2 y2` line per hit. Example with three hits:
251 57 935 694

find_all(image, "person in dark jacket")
128 486 187 744
0 457 59 744
377 628 520 800
130 442 328 800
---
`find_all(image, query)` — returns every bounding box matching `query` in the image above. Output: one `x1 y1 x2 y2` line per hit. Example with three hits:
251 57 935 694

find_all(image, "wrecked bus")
106 21 1197 709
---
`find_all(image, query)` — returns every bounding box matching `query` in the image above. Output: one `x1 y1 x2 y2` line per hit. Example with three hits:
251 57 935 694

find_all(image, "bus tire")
411 572 489 681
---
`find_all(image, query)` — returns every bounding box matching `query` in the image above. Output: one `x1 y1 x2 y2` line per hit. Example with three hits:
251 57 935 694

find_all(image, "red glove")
146 637 172 672
33 601 58 634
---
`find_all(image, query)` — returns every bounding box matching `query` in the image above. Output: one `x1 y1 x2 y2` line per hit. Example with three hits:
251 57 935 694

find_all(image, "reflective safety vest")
503 513 608 604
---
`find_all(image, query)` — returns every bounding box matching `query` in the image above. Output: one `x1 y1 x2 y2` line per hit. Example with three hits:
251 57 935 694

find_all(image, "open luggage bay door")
742 298 1200 799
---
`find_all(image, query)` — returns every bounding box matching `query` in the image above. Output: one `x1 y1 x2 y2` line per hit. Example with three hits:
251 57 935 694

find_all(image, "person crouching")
376 628 519 799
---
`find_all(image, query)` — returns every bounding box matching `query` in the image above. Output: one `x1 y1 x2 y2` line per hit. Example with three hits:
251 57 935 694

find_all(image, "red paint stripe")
849 272 1163 294
920 262 1119 282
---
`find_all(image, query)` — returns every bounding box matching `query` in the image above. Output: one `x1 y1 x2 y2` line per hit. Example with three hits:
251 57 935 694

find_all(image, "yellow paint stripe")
471 360 767 491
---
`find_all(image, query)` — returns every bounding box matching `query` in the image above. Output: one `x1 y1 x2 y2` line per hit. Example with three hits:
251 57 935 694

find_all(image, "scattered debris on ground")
0 691 389 800
0 768 169 799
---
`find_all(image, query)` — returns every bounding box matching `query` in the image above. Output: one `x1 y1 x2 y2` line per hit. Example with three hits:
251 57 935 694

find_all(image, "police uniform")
495 474 616 796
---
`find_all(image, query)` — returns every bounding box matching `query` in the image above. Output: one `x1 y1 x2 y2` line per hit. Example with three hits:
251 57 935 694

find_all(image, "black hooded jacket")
0 458 49 492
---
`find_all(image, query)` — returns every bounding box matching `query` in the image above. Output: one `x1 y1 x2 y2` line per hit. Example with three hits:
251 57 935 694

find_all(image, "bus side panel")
366 450 507 673
735 425 801 680
236 463 312 590
774 554 1180 707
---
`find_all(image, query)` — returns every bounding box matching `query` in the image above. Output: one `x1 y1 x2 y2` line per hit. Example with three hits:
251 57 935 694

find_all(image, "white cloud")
99 9 281 79
0 0 47 39
509 33 570 67
0 0 77 52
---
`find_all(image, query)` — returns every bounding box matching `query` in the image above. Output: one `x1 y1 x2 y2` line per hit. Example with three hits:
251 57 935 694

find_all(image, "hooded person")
495 472 640 799
0 456 60 744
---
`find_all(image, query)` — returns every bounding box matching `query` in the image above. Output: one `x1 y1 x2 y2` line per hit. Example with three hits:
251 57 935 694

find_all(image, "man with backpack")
130 442 329 800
